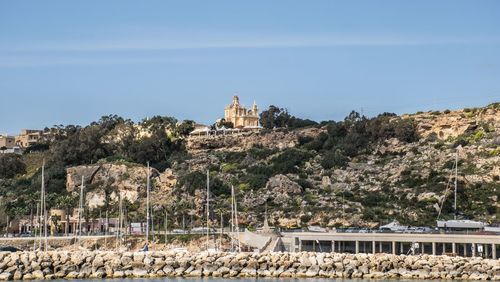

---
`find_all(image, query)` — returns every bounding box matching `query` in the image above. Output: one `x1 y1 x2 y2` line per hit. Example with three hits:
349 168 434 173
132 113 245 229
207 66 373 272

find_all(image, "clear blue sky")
1 1 499 134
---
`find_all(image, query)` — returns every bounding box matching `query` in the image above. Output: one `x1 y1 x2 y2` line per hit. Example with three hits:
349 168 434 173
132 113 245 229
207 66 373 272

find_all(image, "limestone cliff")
64 104 499 228
66 163 176 208
409 106 499 139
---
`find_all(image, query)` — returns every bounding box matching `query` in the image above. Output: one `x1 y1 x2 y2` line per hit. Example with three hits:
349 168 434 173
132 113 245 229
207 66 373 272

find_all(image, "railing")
280 228 500 236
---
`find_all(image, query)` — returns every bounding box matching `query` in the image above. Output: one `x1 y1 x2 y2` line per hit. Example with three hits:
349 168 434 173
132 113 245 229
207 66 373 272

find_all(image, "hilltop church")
224 95 260 128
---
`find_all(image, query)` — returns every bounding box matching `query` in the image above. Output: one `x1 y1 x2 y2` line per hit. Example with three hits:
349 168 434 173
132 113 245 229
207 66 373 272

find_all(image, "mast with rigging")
454 151 458 220
77 176 84 245
206 170 210 251
146 162 150 247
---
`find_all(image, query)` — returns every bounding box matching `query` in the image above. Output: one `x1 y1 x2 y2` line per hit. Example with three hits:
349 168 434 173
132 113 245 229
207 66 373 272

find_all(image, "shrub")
472 130 485 142
220 151 246 163
242 173 269 190
361 208 376 220
247 145 277 160
0 154 26 179
246 165 272 177
434 141 445 149
288 117 318 129
210 177 230 196
453 137 469 148
238 183 250 191
297 178 313 190
361 193 386 207
270 148 313 174
178 171 206 195
221 163 238 173
321 149 348 169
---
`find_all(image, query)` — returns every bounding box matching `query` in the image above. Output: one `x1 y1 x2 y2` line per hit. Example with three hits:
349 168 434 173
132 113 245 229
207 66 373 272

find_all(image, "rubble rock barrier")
0 251 498 280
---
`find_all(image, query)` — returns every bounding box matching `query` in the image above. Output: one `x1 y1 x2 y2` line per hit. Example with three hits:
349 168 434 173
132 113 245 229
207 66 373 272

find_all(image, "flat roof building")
0 135 16 149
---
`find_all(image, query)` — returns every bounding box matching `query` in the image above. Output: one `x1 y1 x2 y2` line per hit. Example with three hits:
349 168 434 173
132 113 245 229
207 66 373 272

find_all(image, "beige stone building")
14 129 54 148
0 135 15 149
16 208 119 235
224 95 260 128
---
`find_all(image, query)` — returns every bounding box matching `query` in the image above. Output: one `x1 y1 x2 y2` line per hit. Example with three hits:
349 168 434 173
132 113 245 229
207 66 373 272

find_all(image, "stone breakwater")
0 251 498 281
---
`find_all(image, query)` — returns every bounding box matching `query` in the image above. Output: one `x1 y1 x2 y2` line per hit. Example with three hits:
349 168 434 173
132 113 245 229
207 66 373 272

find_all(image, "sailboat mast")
231 185 235 251
454 151 458 220
164 210 168 245
38 163 43 250
41 160 48 251
146 162 150 246
206 170 210 251
119 192 123 249
104 210 108 248
234 186 240 252
34 200 39 250
151 204 154 242
220 211 223 251
77 176 84 245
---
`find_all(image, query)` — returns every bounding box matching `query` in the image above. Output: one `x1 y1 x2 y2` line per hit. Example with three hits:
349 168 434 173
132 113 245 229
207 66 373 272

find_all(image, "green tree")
0 154 26 178
174 120 195 137
56 194 78 236
212 118 234 130
259 105 291 129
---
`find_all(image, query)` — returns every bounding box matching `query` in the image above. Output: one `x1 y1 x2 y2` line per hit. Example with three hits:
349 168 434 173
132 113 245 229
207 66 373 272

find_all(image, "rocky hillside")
60 103 499 229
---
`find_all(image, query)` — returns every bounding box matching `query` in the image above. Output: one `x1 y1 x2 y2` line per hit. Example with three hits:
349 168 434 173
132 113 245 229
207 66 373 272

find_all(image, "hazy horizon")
1 0 499 134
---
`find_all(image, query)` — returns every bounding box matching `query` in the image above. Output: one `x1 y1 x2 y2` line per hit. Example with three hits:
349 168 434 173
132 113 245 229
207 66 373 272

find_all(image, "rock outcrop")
408 106 499 140
187 127 324 153
66 163 176 208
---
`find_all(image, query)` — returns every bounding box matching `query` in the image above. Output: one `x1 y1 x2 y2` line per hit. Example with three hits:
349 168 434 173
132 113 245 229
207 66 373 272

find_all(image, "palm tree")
23 192 39 234
56 194 78 236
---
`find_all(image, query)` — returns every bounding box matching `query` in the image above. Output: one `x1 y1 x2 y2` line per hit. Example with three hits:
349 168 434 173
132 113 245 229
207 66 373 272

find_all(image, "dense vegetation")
0 115 193 228
1 103 498 231
301 111 419 169
259 105 318 129
0 154 26 178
